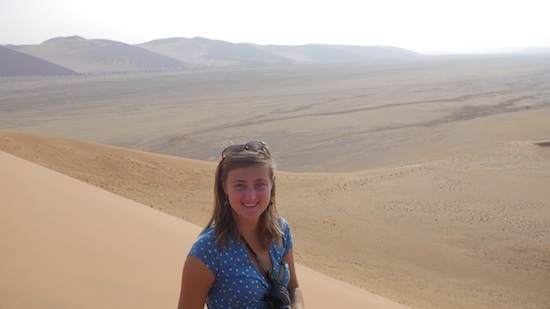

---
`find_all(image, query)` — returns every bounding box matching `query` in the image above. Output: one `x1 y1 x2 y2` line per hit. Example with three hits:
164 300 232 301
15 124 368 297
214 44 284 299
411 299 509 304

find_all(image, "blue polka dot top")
189 217 293 308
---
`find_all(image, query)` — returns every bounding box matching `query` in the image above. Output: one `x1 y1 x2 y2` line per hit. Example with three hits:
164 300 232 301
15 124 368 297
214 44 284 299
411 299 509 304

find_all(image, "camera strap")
241 237 285 286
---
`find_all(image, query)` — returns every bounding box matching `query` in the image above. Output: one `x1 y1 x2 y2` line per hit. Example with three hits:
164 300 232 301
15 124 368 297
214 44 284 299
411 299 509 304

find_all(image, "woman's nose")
244 187 256 201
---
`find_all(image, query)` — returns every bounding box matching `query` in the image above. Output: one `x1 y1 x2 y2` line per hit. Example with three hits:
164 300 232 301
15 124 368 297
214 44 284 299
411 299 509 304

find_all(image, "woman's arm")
177 255 215 309
284 249 305 309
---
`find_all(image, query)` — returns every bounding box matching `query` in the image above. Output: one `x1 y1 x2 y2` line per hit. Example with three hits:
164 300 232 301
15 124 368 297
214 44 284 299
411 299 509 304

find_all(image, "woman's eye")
235 184 246 189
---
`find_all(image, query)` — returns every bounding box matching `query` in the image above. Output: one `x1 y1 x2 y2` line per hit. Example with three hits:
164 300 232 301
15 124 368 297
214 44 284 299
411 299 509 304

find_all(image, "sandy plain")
1 54 550 308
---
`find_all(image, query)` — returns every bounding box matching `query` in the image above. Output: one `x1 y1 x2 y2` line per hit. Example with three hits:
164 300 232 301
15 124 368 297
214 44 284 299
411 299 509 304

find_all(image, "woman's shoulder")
274 216 293 255
277 216 291 231
192 225 217 249
200 224 216 236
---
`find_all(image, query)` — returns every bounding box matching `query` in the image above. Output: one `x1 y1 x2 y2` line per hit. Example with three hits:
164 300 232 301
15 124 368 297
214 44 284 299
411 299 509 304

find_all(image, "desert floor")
1 54 550 308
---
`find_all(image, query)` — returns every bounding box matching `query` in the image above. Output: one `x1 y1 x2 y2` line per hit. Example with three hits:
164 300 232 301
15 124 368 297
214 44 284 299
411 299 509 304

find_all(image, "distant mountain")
138 37 294 67
250 44 422 62
7 36 187 73
322 45 422 59
0 45 78 76
1 35 425 76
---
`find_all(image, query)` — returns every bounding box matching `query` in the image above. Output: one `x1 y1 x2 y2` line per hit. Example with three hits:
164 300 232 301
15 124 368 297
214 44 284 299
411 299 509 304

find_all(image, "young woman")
177 141 304 309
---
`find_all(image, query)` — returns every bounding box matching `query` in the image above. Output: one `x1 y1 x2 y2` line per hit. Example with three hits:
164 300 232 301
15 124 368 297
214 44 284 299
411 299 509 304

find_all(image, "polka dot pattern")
189 217 293 308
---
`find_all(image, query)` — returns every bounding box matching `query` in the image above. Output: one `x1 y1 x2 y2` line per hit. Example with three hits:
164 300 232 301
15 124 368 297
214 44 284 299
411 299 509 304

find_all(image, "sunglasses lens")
243 141 265 151
222 145 241 158
222 141 267 158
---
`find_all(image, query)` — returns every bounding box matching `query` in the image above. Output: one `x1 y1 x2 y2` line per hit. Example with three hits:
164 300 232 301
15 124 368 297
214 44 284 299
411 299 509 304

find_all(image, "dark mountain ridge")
0 45 78 76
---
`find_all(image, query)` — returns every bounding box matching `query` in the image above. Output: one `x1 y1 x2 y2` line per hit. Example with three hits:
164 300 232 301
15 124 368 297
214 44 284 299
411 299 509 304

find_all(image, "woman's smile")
243 202 259 208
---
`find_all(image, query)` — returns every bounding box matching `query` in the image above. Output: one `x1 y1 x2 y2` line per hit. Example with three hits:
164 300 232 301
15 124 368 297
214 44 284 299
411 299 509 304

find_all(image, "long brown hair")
203 144 282 250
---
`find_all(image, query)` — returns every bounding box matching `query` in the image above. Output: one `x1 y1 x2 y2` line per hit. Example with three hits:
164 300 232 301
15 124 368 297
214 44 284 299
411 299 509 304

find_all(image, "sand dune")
2 35 422 76
2 107 549 309
8 36 187 74
0 150 411 309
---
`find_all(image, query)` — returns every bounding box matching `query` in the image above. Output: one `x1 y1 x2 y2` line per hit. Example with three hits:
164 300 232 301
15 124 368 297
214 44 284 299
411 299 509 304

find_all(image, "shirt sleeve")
188 228 220 276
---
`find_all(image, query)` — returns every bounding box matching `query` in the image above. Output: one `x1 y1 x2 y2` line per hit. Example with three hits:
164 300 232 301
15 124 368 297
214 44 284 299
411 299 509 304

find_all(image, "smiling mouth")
243 202 259 208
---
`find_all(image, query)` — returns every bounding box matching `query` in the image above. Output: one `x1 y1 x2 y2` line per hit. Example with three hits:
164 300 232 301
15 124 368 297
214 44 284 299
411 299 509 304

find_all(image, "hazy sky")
1 0 548 53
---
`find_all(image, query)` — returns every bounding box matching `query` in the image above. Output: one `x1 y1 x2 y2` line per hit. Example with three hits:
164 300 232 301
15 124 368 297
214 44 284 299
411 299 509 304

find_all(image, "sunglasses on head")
222 141 268 159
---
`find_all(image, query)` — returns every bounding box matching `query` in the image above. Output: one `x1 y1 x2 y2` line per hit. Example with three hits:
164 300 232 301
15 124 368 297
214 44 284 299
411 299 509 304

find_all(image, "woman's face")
224 165 273 224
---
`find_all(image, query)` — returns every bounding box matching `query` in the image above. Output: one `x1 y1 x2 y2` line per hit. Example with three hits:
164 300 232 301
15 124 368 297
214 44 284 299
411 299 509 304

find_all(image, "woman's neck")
235 217 259 241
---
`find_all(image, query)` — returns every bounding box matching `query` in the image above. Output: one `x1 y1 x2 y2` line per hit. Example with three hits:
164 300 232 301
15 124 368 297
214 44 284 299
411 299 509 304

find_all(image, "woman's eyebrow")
230 178 268 183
